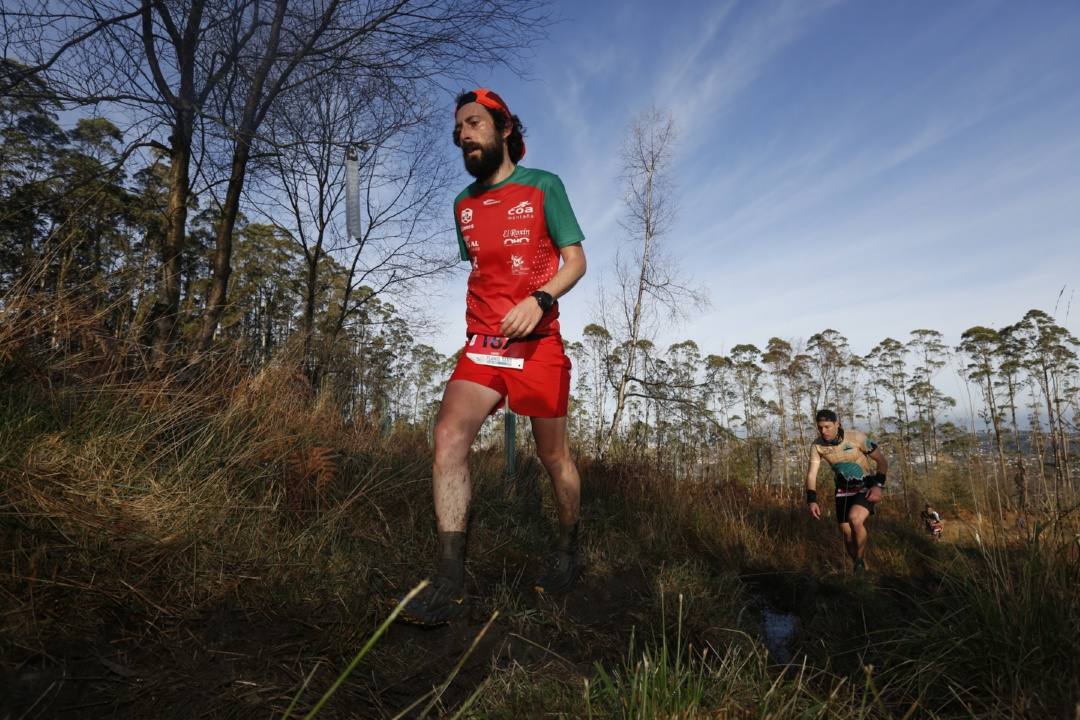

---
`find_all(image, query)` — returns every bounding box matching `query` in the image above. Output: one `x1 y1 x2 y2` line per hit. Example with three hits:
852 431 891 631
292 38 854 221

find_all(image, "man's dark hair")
454 91 527 163
815 409 839 423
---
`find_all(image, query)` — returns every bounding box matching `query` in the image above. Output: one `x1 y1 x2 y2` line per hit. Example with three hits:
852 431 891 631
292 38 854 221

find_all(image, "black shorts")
835 492 875 524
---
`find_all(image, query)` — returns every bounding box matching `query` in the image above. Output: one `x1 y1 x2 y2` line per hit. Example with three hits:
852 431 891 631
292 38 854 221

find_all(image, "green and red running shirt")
454 166 584 337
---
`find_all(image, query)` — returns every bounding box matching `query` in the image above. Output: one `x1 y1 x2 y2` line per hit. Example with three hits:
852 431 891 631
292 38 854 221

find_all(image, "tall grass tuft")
586 595 708 719
877 516 1080 717
584 593 895 719
1 289 438 684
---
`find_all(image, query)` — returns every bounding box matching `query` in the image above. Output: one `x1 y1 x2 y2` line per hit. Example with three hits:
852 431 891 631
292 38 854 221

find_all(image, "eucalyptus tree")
867 337 912 472
1023 377 1051 499
908 328 950 460
762 338 793 484
860 351 885 436
958 326 1009 497
996 323 1032 508
580 323 613 451
330 291 411 421
407 343 446 427
664 339 708 475
786 351 814 449
705 353 737 481
837 353 865 429
806 329 849 413
220 222 302 363
730 343 766 483
0 61 67 287
565 338 592 444
49 118 133 293
1014 309 1078 499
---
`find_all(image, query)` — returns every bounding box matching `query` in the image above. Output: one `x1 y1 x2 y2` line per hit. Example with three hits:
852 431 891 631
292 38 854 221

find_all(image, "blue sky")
430 0 1080 384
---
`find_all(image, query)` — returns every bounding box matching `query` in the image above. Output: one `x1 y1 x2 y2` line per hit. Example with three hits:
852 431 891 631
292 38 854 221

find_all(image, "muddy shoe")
396 575 466 626
533 548 585 595
853 558 867 575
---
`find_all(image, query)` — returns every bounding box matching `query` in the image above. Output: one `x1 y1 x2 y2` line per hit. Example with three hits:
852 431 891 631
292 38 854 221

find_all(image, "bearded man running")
400 89 588 625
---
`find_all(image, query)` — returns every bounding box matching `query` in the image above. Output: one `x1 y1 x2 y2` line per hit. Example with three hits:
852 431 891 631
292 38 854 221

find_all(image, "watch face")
533 291 552 310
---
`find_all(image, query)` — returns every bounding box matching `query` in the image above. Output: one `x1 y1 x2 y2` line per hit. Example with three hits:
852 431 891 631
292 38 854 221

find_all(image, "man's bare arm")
500 244 586 338
539 243 586 299
806 450 820 492
805 449 822 519
869 446 888 478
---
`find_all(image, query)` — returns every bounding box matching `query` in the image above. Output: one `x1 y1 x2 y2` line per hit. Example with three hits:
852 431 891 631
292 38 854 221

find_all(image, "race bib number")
465 334 525 370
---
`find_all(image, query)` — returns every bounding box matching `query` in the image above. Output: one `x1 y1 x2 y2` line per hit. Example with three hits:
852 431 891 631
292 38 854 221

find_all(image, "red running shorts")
448 333 572 418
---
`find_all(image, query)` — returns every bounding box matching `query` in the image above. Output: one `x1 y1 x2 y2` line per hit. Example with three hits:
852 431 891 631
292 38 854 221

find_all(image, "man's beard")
462 138 505 180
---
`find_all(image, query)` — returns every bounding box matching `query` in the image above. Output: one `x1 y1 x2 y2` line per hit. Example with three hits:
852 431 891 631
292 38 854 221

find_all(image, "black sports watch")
530 290 554 312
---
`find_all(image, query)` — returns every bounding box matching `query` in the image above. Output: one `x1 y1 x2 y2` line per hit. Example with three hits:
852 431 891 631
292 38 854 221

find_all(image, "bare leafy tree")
249 69 455 381
190 0 546 356
5 1 244 362
315 120 457 383
6 0 549 365
599 106 704 454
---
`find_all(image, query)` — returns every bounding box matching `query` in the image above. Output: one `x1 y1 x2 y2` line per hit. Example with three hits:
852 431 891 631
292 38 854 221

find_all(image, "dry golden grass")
2 289 1078 718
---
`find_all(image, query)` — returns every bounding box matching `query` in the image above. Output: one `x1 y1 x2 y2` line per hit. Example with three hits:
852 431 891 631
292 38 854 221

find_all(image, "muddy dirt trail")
3 556 849 719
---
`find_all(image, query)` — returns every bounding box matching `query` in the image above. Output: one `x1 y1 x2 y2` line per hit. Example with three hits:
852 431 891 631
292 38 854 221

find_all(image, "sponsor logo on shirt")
460 207 473 224
507 200 534 218
482 198 500 206
509 254 528 275
502 228 531 246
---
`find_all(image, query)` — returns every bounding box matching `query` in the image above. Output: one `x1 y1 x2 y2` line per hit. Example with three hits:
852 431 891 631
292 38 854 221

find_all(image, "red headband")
468 88 511 119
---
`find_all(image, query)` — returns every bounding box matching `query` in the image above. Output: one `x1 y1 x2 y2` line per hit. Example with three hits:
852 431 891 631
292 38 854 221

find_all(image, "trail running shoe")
853 558 866 575
533 548 585 595
396 575 466 626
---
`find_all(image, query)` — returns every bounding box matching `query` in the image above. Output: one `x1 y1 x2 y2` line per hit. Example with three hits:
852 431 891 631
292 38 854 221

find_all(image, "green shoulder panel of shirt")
453 188 469 262
453 165 585 262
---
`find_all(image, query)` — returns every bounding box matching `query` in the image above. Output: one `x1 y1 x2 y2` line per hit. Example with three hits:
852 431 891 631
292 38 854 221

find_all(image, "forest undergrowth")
1 293 1078 719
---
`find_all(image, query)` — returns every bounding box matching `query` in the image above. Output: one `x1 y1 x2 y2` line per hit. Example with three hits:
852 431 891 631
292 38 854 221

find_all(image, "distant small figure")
920 504 943 541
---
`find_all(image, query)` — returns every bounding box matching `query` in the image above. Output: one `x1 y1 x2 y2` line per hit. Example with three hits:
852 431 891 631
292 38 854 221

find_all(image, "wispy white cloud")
427 0 1080 364
658 0 845 142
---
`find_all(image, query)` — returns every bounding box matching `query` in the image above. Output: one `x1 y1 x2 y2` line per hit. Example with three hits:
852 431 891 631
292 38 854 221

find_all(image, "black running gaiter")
436 531 466 585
